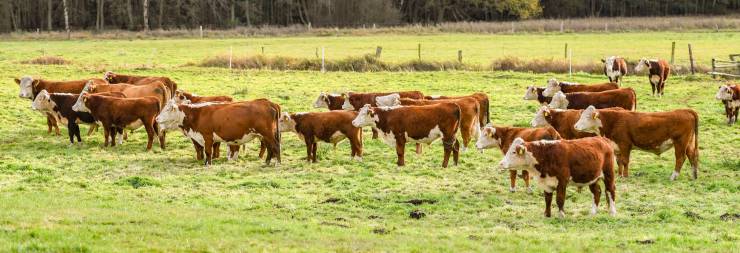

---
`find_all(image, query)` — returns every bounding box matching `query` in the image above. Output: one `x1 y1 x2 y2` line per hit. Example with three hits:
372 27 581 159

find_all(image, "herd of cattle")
13 55 739 218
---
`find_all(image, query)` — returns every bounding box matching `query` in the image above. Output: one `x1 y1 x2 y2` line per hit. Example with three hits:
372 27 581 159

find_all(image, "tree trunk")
143 0 149 31
47 0 52 31
158 0 164 29
62 0 69 39
126 0 134 30
244 0 250 26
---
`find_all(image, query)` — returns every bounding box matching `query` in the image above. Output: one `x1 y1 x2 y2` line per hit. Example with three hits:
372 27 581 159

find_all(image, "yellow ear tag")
592 113 599 120
543 111 550 117
517 147 524 155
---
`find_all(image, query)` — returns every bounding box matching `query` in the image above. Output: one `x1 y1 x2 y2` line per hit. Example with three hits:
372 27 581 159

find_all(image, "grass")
0 34 738 252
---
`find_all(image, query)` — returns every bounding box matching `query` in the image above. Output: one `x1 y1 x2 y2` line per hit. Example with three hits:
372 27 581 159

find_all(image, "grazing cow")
531 106 596 140
174 90 233 104
341 91 425 140
279 111 363 162
498 137 617 218
15 76 107 135
548 88 637 111
715 84 740 125
376 96 480 151
523 86 552 105
32 91 125 144
104 71 177 98
602 56 628 84
476 125 561 192
156 99 281 166
542 78 619 97
313 92 346 110
72 92 163 151
574 106 699 180
351 104 461 168
424 92 490 127
634 58 670 97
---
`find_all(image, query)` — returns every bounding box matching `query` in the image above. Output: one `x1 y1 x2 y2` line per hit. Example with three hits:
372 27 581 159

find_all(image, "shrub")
20 56 71 65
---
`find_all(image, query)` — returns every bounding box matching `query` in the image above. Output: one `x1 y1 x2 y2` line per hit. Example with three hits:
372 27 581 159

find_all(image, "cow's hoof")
669 171 679 181
527 187 534 193
558 211 566 219
590 203 598 215
509 187 516 193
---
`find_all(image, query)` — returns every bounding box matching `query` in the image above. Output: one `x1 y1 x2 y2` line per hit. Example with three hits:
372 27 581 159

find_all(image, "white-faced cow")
715 84 740 125
313 92 347 110
279 111 363 163
498 137 617 218
352 104 461 168
174 90 233 104
531 106 596 140
523 86 551 105
548 88 637 111
476 125 561 192
104 71 177 98
602 56 627 84
634 58 670 97
574 106 699 180
32 91 125 144
424 92 490 127
542 78 619 97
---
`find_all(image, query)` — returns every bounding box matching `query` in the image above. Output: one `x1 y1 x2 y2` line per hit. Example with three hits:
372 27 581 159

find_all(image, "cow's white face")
72 92 91 113
542 78 560 97
548 91 569 109
524 86 539 100
103 71 115 82
174 91 191 104
313 92 330 109
604 56 619 78
531 106 551 127
352 104 378 127
498 138 538 170
156 100 186 130
716 85 735 101
375 93 401 107
278 112 296 132
634 58 649 72
574 106 602 135
475 126 499 150
31 90 54 112
16 76 35 98
341 95 354 110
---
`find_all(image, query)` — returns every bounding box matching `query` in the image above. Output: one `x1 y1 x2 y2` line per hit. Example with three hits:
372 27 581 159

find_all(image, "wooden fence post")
261 46 264 54
199 26 203 38
688 43 695 75
228 46 233 70
711 58 716 79
315 48 319 58
418 43 421 61
671 41 676 64
458 50 462 63
568 48 573 77
376 46 382 58
560 21 564 33
321 47 326 73
564 43 568 59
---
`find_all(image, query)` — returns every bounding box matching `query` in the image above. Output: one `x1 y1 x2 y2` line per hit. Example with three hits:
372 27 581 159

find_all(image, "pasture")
0 33 739 252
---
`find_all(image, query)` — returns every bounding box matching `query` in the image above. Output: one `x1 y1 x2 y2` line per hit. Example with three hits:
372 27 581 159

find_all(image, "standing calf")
548 88 637 111
602 56 627 84
715 84 739 125
634 58 670 97
542 78 619 97
279 111 363 162
32 90 125 144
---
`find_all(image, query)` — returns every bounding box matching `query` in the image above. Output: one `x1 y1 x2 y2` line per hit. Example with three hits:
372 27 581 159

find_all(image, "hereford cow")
15 76 108 135
498 137 617 218
531 106 596 140
351 104 461 168
313 92 347 110
341 91 425 140
548 88 637 111
155 99 281 166
424 92 490 127
83 81 168 107
279 111 363 162
72 92 163 151
104 71 177 98
523 86 551 105
476 125 561 192
32 91 125 144
376 95 480 152
574 106 699 180
542 78 619 97
174 90 233 104
715 84 740 125
634 58 670 97
602 56 627 84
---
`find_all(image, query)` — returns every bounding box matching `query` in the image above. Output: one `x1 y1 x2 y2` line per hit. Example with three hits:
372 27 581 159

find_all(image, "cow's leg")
47 114 61 135
650 80 656 96
350 131 363 161
670 140 687 181
686 138 699 180
555 183 567 218
460 124 472 152
617 145 632 177
452 139 460 166
603 158 618 216
213 142 221 159
415 143 423 154
66 121 76 144
395 137 406 166
192 139 204 160
123 130 128 141
228 145 240 161
544 191 553 218
258 140 267 159
102 124 110 147
143 119 155 151
588 183 601 215
509 170 517 192
441 139 454 168
46 115 53 134
86 124 98 136
109 127 118 147
158 130 166 150
371 128 378 139
311 142 319 163
522 170 532 193
72 122 82 143
203 136 214 166
660 79 666 97
304 137 314 163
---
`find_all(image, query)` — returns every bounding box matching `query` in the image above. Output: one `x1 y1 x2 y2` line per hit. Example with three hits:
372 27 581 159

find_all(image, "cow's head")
548 91 569 109
498 137 538 171
634 58 650 72
31 90 54 112
475 126 500 150
103 71 117 83
574 105 602 135
375 93 401 107
16 76 38 99
716 85 735 101
341 93 353 110
523 86 540 100
531 106 553 127
72 92 92 113
542 78 560 97
174 90 192 104
313 92 331 109
82 80 99 93
352 104 378 128
156 100 186 131
277 112 296 133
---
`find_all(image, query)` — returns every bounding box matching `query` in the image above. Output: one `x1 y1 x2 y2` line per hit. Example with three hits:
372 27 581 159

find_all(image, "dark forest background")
1 0 738 33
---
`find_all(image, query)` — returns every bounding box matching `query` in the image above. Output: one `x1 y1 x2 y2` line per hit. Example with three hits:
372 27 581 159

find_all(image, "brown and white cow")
376 96 480 151
424 92 490 127
476 125 561 192
602 56 628 84
542 78 619 97
715 84 740 125
174 90 233 104
352 104 460 168
531 106 596 140
498 137 617 218
73 92 163 151
32 91 125 144
548 88 637 111
523 86 551 105
15 76 108 135
634 58 670 97
313 92 347 110
574 106 699 180
342 91 425 111
156 99 281 166
104 71 177 98
83 81 169 107
279 111 363 163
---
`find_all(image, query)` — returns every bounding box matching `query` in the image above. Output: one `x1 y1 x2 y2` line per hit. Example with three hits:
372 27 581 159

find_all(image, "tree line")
1 0 738 33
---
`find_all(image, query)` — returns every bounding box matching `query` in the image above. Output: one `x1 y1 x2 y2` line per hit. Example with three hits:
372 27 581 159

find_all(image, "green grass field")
0 33 738 252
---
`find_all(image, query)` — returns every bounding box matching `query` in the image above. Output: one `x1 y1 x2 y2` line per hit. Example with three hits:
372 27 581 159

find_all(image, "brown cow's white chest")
214 130 262 145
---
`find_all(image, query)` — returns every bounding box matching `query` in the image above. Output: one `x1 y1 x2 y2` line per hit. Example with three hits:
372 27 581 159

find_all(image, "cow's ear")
601 59 606 63
82 96 88 102
14 78 20 85
341 93 347 98
516 146 525 155
543 110 550 117
32 80 41 88
592 112 599 120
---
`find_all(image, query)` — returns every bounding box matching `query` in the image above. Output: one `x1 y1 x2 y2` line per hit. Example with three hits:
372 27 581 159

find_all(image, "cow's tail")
483 97 491 126
152 98 162 136
273 104 282 163
630 88 637 111
691 109 699 155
